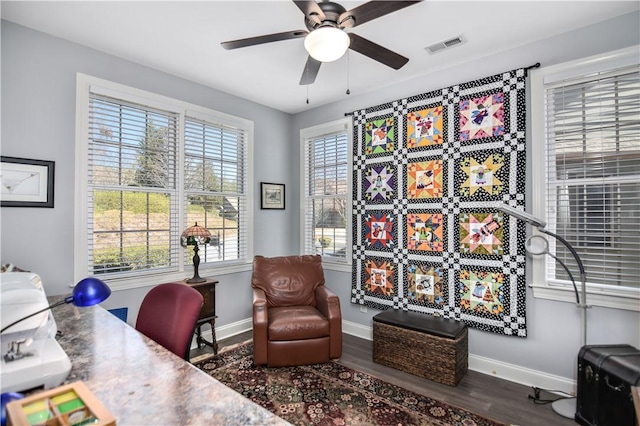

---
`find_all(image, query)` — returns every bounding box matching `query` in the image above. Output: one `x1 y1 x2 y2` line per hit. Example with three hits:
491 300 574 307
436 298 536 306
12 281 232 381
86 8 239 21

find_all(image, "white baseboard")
196 318 576 395
343 319 373 340
216 318 253 340
468 354 575 395
341 319 576 395
190 318 252 350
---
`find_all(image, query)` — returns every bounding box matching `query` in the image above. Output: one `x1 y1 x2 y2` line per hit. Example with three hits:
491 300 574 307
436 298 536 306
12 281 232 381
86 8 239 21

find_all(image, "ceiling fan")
220 0 423 85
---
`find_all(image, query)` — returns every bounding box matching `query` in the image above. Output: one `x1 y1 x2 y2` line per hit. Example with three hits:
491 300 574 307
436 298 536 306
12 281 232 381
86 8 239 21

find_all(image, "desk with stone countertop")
50 298 289 425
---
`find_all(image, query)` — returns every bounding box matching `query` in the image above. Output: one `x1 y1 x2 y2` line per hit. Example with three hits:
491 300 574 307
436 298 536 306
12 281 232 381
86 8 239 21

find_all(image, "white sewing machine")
0 272 71 393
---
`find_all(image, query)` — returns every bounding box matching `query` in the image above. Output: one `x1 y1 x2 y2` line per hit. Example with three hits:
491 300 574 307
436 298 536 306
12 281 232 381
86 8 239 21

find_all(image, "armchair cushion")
251 255 324 308
268 306 329 341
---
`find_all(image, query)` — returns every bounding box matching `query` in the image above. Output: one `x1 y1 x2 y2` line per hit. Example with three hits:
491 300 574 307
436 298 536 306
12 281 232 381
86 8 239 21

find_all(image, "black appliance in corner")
576 344 640 426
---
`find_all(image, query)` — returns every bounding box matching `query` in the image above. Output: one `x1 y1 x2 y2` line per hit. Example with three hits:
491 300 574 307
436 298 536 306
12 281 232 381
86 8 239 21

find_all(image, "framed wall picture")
260 182 285 210
1 156 55 208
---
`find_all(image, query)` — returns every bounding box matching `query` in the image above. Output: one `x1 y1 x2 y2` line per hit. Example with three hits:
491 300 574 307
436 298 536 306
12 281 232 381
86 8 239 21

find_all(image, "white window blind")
543 64 640 290
302 124 350 263
184 117 248 265
88 94 180 276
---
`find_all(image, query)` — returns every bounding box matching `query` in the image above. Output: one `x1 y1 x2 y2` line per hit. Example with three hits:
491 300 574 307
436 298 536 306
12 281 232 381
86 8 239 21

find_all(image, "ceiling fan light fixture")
304 26 350 62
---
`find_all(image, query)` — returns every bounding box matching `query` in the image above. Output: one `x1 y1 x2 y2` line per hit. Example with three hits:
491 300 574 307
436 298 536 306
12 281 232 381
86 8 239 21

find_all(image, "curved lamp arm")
1 277 111 334
536 227 588 305
537 228 586 278
1 297 71 334
529 236 580 305
497 203 589 347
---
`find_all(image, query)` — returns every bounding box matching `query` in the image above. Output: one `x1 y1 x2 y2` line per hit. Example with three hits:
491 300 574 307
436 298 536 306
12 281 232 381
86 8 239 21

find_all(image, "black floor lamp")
497 204 589 419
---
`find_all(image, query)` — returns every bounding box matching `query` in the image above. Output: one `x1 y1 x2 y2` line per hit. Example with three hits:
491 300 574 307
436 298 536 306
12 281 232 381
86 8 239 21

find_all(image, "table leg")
210 319 218 355
193 320 217 354
198 324 208 348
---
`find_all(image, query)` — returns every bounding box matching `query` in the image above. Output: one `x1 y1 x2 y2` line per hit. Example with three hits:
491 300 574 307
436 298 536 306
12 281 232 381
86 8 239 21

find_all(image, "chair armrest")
315 286 342 359
253 287 267 309
315 286 340 321
252 288 269 365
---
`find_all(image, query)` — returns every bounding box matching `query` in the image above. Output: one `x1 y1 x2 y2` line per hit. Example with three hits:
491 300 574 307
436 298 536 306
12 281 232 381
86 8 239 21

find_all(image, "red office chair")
135 283 203 360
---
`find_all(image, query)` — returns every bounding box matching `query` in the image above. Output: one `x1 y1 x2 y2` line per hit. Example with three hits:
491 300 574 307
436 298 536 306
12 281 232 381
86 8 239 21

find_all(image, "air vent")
444 37 463 48
425 35 465 54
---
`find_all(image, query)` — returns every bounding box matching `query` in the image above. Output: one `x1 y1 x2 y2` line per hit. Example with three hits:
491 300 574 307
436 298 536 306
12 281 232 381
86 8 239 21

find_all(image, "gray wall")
1 20 295 326
2 12 639 383
292 11 640 381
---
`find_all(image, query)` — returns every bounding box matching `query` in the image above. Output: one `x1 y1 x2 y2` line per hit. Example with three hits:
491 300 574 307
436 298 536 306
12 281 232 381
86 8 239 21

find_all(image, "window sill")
530 283 640 312
321 260 351 274
84 262 253 292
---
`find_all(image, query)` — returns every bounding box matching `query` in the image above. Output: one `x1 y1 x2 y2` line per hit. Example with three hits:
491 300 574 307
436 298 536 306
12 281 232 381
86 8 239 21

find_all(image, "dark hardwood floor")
192 331 576 426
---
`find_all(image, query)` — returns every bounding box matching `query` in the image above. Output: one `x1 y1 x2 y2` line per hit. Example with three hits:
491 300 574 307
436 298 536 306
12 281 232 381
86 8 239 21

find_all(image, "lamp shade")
71 277 111 307
180 222 211 247
304 26 350 62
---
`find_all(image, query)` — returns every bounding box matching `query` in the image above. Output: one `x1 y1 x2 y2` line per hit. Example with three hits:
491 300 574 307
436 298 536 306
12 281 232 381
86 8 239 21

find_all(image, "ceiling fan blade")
299 56 322 85
339 1 422 28
221 30 307 50
348 33 409 70
292 1 325 24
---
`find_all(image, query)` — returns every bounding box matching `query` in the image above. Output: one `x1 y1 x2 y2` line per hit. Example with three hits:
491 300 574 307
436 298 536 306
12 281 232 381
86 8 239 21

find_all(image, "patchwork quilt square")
365 118 395 155
407 106 444 148
459 93 505 141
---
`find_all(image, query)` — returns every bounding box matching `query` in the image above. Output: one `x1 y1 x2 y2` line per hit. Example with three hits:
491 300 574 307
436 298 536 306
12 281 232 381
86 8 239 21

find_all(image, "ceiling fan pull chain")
346 50 351 95
306 83 310 104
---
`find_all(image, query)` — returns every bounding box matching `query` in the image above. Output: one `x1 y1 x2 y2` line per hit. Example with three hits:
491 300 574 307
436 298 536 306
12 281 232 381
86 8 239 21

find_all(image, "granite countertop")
52 300 289 426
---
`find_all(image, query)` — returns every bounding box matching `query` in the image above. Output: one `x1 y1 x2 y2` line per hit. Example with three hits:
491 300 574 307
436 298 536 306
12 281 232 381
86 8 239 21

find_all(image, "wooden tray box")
7 381 116 426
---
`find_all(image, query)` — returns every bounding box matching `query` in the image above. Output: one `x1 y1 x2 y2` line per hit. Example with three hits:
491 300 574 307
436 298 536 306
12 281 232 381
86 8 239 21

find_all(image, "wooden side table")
185 278 219 356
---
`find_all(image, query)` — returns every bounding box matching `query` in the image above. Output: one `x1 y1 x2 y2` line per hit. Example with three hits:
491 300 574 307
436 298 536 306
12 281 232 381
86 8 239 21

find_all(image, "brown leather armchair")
251 255 342 367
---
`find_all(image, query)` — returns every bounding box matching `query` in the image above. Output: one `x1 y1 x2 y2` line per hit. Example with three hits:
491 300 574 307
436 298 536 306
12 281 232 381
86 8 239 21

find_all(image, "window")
300 119 352 270
87 94 180 276
184 116 248 264
75 75 252 289
531 46 640 310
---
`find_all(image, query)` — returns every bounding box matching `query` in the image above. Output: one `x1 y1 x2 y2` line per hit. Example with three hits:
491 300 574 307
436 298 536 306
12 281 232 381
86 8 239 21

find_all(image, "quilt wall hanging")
351 68 528 337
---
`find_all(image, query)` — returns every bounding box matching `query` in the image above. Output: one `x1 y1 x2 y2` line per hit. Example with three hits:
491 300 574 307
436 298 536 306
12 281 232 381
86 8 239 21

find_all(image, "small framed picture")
260 182 285 210
1 156 55 208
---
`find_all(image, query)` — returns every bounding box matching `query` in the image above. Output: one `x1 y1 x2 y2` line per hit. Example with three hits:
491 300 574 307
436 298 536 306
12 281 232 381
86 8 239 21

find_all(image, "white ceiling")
2 1 638 114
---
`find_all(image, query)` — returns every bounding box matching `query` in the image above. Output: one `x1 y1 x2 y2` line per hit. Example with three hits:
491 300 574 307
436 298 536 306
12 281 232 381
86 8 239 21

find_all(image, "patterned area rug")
195 342 507 426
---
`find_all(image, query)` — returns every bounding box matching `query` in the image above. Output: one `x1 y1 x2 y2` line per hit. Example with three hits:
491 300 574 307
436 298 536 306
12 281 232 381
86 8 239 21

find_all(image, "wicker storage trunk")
373 310 468 386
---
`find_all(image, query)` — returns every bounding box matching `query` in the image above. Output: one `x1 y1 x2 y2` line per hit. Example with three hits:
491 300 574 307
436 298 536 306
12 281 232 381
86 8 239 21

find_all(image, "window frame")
75 74 253 290
299 118 353 273
530 46 640 311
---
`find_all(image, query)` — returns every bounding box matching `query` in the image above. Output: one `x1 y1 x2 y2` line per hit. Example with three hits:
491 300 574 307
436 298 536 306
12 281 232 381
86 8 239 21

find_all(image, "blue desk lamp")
1 277 111 334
